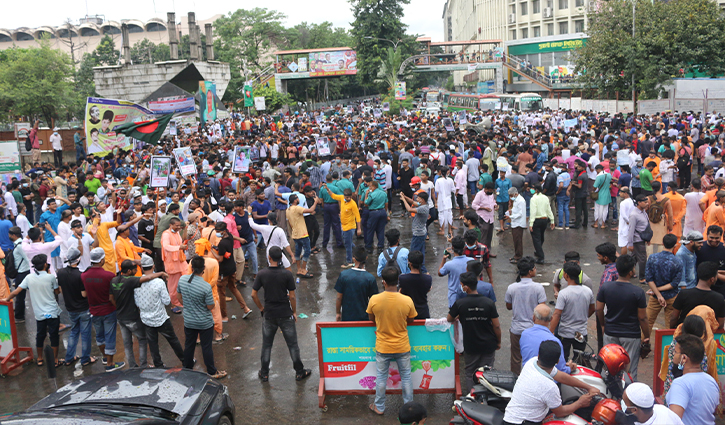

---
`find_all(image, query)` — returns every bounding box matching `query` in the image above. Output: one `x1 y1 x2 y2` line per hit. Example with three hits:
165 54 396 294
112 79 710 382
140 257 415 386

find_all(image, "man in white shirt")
617 187 635 255
65 219 95 272
57 210 74 263
508 187 527 262
503 341 594 425
622 382 684 425
50 127 63 167
383 159 393 212
3 189 17 219
434 167 456 237
15 204 31 237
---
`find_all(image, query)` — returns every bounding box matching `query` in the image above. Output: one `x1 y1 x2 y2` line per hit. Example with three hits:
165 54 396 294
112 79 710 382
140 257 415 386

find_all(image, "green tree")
253 85 293 112
178 34 208 61
574 0 725 99
129 39 171 64
91 35 120 66
349 0 411 88
214 8 289 102
0 42 75 125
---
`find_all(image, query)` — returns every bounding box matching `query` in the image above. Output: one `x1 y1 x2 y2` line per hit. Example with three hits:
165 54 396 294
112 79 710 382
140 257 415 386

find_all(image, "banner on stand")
173 147 196 176
85 97 153 157
149 156 172 188
232 146 251 173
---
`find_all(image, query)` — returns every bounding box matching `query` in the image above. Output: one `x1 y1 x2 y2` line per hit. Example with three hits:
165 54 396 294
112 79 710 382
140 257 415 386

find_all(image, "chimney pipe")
188 12 198 60
121 23 130 64
167 12 178 60
205 23 214 61
196 25 204 60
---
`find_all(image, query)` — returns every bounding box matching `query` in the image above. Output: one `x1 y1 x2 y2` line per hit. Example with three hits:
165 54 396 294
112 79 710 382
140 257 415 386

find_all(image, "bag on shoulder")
383 246 402 274
25 139 32 152
5 246 22 279
638 222 654 242
647 196 666 224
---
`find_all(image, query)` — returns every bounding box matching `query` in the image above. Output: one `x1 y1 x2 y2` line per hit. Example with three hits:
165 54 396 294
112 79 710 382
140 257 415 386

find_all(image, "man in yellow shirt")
322 183 362 268
528 184 555 264
115 214 150 276
367 266 417 415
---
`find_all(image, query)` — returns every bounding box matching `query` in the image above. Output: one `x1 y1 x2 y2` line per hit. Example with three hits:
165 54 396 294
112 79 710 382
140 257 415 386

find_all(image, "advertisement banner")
468 63 478 72
395 81 406 100
173 147 196 176
85 97 153 157
317 137 331 157
199 81 217 123
0 303 12 357
232 146 251 173
148 97 195 114
150 156 172 188
549 65 576 79
458 111 468 125
254 97 266 111
316 322 459 407
0 141 22 174
14 123 30 140
654 329 725 407
442 117 455 132
309 50 357 77
0 301 33 374
297 57 308 72
243 85 254 108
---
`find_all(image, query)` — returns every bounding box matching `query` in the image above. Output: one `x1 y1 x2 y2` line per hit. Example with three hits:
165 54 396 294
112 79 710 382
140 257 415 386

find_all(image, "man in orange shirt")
698 177 725 213
704 190 725 240
115 213 149 274
664 182 687 252
162 217 188 313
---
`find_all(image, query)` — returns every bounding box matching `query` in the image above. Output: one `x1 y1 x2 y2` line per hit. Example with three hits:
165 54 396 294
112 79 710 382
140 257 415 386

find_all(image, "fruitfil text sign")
316 321 460 409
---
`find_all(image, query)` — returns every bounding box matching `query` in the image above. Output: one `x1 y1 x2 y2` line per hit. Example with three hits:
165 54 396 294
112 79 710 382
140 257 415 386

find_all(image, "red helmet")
591 398 621 425
410 176 422 186
598 344 630 376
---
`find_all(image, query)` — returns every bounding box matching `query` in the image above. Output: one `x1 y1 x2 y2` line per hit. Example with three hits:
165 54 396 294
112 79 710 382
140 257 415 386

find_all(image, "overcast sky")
1 0 445 41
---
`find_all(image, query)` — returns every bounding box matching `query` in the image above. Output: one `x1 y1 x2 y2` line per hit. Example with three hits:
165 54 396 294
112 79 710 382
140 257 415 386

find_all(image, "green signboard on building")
508 38 587 56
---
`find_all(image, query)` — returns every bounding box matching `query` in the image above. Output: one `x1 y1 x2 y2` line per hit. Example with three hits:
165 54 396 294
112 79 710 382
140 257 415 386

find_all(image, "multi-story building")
443 0 591 93
0 14 221 62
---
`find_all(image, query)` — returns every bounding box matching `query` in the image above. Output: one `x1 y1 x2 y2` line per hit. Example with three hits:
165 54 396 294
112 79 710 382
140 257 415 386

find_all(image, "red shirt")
81 267 116 316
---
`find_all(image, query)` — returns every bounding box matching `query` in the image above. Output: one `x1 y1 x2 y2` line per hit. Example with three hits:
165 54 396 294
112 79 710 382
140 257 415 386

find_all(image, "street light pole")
363 36 401 53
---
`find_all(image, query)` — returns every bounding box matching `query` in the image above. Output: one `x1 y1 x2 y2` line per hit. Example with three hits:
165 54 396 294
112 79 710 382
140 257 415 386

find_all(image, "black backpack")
383 246 402 274
25 138 31 152
5 245 22 279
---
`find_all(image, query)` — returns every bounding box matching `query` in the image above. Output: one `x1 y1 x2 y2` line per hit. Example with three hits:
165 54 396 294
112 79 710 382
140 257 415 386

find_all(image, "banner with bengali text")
309 50 357 77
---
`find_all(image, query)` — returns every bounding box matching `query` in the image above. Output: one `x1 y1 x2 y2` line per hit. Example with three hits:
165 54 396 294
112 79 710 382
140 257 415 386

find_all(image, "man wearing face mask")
620 382 683 425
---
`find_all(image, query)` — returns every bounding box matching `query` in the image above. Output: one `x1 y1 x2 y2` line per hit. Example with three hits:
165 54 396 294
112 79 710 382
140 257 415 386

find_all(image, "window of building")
533 0 541 13
558 0 568 9
547 23 554 35
575 19 585 33
575 0 584 6
559 21 568 34
521 1 528 15
511 4 516 14
510 30 517 40
521 28 529 38
533 26 541 37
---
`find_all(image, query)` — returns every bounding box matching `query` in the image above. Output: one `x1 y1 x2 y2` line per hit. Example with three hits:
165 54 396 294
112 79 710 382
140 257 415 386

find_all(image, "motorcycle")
467 343 632 421
450 396 620 425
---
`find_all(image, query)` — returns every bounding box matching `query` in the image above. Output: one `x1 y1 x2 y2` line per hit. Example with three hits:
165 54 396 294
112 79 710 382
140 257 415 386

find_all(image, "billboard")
199 81 217 123
316 321 460 408
309 50 357 77
148 97 195 114
395 81 406 100
85 97 153 157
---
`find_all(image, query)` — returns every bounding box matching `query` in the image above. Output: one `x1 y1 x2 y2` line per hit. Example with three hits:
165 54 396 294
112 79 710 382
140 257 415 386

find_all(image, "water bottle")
296 277 300 286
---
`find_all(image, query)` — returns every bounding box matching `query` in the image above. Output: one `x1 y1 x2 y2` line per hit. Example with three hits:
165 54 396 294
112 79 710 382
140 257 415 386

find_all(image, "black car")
0 368 234 425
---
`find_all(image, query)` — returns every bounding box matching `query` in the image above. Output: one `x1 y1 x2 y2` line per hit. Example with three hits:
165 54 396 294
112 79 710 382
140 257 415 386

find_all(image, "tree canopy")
574 0 725 99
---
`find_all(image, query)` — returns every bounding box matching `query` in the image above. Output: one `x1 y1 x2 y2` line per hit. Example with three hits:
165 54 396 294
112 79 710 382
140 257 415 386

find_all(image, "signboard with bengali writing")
147 97 195 114
316 321 459 408
508 38 587 56
309 50 357 77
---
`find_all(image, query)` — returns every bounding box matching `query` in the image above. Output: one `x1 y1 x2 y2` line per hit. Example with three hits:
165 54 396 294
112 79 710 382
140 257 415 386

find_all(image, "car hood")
28 368 217 416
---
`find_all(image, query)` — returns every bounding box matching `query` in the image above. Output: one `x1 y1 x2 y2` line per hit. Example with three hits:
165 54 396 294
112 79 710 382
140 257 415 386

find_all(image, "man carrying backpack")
376 229 409 277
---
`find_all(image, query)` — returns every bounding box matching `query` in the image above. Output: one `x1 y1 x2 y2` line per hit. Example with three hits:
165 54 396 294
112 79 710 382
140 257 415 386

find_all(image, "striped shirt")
178 274 214 330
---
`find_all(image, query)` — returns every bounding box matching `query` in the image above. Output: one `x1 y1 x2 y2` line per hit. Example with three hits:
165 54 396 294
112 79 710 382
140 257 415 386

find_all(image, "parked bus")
446 93 501 112
498 93 543 111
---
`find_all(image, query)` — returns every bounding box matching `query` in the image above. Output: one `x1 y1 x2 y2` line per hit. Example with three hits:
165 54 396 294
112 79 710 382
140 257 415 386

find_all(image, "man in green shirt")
363 180 389 252
84 172 102 194
477 163 493 190
640 161 655 195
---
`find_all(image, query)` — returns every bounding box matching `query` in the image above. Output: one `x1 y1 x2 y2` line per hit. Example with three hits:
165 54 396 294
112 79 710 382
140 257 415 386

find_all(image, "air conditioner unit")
509 13 516 23
543 7 553 17
576 6 585 14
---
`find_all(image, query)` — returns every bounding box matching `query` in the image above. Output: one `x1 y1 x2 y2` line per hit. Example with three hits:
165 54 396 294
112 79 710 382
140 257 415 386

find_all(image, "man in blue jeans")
400 191 429 273
286 194 320 278
320 174 344 249
252 247 311 383
367 266 417 415
363 180 389 252
56 247 96 366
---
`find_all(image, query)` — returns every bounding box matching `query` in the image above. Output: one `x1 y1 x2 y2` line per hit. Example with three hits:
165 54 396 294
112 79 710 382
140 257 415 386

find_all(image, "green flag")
114 114 174 145
243 85 254 107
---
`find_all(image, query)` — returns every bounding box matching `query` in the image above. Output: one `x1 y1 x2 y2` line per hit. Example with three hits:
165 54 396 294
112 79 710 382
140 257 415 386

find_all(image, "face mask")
530 189 536 194
615 407 637 425
22 183 28 187
170 229 177 233
215 232 223 238
466 244 476 249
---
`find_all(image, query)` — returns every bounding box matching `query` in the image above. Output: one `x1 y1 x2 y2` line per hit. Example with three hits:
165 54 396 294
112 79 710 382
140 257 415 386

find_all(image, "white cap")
624 382 655 409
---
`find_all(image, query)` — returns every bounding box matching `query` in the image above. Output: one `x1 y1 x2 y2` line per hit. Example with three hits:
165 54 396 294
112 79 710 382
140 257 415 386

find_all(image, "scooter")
468 343 632 421
450 396 620 425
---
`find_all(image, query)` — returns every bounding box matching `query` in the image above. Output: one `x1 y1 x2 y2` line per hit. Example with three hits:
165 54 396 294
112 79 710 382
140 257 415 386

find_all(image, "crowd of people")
1 104 725 424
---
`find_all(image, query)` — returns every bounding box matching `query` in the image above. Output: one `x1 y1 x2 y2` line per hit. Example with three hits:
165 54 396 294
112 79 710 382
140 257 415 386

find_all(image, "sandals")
210 370 228 379
64 356 80 366
297 272 314 279
55 360 63 368
295 368 312 381
369 403 384 415
81 356 97 366
37 359 44 367
258 370 269 382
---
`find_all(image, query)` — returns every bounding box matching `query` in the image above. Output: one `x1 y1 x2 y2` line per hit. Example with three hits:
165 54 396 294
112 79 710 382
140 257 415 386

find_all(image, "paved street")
0 213 663 423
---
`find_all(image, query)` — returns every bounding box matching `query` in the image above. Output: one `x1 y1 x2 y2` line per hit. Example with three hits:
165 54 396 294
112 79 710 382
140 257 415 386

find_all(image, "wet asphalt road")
0 208 667 424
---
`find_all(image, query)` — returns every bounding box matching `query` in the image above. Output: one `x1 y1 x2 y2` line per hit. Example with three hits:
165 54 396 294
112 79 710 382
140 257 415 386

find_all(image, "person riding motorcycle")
502 340 598 425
